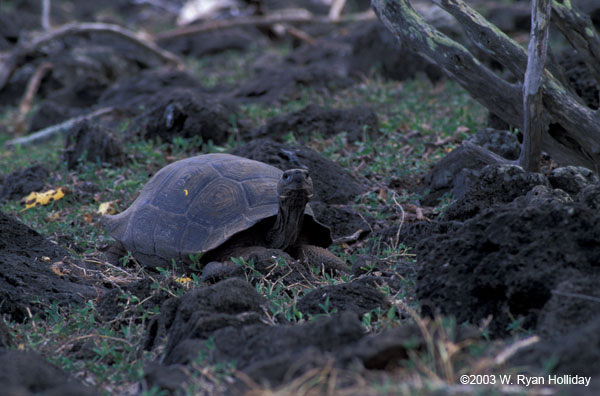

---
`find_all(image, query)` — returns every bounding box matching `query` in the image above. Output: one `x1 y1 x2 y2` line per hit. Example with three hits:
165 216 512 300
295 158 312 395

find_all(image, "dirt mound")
232 62 352 104
513 317 600 379
98 69 208 112
416 168 600 336
422 130 521 205
63 121 125 170
0 164 49 202
139 88 241 144
443 164 550 221
0 211 98 321
536 274 600 339
0 349 100 396
96 277 181 322
144 278 429 392
158 27 264 57
297 282 390 317
231 138 367 204
251 104 379 143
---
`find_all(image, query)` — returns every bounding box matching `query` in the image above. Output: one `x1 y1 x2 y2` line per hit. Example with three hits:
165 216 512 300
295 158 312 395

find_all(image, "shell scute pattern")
104 153 300 261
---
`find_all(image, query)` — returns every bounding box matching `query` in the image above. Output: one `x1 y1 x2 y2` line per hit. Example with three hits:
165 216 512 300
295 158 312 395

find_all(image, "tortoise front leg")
291 244 348 275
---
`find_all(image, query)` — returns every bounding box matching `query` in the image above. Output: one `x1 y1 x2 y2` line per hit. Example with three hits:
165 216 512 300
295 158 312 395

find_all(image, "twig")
494 335 540 365
42 0 51 30
0 22 184 91
519 0 551 172
155 9 375 41
552 290 600 303
332 229 363 245
329 0 347 20
14 61 53 134
281 24 316 45
5 107 115 147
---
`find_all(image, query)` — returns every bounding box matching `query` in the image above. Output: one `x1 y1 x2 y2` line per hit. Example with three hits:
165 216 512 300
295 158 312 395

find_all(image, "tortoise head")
277 169 313 202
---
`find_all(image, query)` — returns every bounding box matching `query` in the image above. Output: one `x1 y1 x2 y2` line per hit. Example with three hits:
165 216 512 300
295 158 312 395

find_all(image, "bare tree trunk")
519 0 552 172
371 0 600 172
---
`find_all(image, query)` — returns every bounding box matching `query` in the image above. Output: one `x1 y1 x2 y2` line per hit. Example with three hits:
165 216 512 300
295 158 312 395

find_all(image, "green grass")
0 44 508 395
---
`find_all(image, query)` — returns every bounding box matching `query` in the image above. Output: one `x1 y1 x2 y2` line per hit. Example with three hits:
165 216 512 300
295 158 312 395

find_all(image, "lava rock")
466 128 521 160
548 166 598 195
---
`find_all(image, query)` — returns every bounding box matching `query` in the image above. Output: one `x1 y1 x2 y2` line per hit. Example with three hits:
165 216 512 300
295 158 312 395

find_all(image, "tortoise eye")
283 173 290 181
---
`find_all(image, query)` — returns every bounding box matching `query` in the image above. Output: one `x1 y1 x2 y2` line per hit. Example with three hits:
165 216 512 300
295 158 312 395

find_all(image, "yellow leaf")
97 201 116 215
175 276 193 285
21 188 67 211
50 262 70 277
184 189 189 196
17 343 25 351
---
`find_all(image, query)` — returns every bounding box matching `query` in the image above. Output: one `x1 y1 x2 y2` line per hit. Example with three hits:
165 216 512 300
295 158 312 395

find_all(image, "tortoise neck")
266 195 308 250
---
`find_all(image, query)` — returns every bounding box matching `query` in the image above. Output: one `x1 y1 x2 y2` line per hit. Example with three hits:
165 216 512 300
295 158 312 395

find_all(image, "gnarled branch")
371 0 600 171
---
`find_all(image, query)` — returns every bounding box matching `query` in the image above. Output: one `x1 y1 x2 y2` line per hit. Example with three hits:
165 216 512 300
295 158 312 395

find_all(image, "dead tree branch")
551 0 600 85
519 0 551 172
155 10 375 41
0 22 184 92
14 61 53 134
371 0 600 171
5 107 115 147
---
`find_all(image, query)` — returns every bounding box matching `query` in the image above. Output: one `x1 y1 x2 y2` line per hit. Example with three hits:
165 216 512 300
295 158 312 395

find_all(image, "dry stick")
155 10 375 41
328 0 347 20
0 22 184 91
519 0 552 172
551 0 600 85
42 0 51 30
372 0 600 169
14 61 53 134
5 107 115 147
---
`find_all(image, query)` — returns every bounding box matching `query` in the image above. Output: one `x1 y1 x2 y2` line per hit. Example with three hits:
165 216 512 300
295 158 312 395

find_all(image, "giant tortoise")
103 153 346 275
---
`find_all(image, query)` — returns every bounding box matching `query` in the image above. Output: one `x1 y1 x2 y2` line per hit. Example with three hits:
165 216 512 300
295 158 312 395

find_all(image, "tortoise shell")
103 153 331 262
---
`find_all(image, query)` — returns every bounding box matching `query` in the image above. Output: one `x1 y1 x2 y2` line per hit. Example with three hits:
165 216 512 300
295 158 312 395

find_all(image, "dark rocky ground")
1 0 600 395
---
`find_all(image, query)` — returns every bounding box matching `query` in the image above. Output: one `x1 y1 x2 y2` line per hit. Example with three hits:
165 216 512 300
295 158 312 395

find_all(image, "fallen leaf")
83 213 93 224
97 201 116 215
41 256 51 262
21 188 67 211
50 261 70 277
175 276 193 285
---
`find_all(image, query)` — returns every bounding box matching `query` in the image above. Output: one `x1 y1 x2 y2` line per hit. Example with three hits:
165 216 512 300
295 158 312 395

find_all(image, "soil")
0 212 99 322
250 104 379 143
143 278 473 393
63 120 126 170
416 165 600 336
138 88 242 145
0 164 49 202
0 349 100 396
